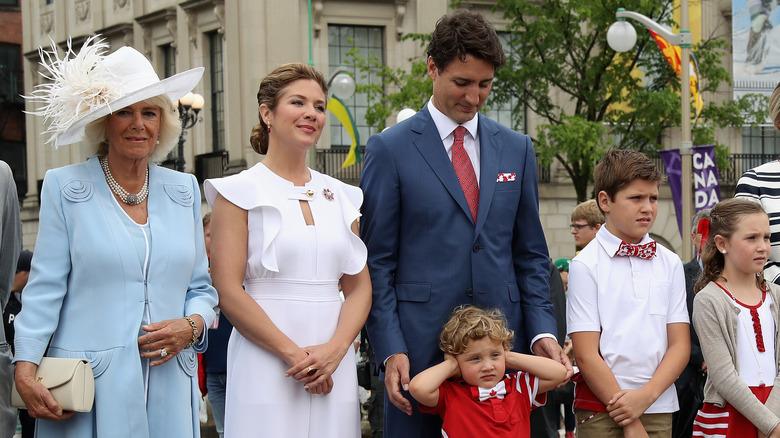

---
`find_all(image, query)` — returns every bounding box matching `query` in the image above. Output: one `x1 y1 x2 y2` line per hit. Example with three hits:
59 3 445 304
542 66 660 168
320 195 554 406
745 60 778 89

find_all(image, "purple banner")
693 145 721 211
659 149 683 235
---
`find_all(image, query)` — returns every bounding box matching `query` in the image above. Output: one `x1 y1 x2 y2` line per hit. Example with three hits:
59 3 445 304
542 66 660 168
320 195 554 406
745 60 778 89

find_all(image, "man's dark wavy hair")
426 10 506 72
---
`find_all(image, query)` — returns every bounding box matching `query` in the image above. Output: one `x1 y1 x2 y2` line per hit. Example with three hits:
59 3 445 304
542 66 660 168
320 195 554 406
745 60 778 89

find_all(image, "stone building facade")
16 0 751 261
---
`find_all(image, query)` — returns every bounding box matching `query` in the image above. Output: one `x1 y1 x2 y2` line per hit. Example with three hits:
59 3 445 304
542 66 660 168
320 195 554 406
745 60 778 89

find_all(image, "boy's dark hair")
427 10 506 72
594 150 663 209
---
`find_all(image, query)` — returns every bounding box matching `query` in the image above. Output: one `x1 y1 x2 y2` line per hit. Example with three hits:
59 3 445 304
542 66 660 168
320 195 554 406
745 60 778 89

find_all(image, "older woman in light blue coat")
13 37 217 437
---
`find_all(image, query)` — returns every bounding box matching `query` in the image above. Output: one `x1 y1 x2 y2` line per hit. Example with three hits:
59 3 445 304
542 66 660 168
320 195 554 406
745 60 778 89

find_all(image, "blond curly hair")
439 305 514 355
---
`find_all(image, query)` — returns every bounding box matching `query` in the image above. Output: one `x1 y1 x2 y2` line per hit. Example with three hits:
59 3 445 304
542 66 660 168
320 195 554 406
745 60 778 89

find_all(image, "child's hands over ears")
607 388 653 426
444 353 461 379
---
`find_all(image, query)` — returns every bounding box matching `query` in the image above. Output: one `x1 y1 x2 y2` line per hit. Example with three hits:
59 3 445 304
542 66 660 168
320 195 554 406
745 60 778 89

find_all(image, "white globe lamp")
329 72 356 100
396 108 416 124
607 18 637 53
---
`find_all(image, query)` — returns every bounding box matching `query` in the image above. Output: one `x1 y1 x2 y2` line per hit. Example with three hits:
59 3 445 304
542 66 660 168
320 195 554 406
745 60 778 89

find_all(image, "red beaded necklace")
715 281 767 352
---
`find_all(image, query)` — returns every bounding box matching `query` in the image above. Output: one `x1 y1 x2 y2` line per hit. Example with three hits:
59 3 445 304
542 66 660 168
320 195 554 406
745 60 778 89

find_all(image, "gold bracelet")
184 316 198 349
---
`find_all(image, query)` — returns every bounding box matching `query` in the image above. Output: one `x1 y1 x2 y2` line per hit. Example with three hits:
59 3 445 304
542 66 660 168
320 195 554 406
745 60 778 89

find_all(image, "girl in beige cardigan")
692 198 780 438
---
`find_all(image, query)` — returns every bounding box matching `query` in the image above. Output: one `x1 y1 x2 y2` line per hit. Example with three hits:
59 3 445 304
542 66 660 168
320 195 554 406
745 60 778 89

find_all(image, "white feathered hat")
25 36 205 148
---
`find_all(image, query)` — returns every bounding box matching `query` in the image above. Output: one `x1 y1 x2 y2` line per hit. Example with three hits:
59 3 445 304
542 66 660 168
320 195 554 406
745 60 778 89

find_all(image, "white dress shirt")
427 98 481 186
567 226 689 413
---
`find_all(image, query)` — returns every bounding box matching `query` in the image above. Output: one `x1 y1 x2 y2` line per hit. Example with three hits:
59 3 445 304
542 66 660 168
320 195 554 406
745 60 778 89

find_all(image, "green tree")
494 0 766 202
344 36 432 132
347 0 767 202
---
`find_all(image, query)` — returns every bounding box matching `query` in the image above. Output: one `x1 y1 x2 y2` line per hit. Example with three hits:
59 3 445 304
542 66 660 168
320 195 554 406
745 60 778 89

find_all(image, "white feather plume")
24 36 120 147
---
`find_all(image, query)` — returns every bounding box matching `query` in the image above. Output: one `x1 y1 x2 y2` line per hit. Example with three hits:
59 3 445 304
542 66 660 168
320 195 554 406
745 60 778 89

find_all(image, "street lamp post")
607 3 694 261
175 92 205 172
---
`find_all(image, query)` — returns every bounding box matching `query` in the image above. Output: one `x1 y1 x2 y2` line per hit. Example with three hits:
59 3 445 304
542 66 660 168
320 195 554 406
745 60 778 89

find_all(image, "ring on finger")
160 348 168 358
306 366 317 376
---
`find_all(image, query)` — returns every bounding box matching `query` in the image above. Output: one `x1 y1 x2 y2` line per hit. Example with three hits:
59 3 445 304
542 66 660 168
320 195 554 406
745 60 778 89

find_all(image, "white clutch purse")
11 357 95 412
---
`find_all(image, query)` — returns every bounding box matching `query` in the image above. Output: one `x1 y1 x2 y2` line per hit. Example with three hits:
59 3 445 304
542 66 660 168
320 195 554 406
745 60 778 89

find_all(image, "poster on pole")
732 0 780 100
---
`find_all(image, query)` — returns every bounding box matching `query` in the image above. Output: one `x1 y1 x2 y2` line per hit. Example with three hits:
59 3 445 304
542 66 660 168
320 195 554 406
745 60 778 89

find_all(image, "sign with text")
660 145 721 237
693 145 721 211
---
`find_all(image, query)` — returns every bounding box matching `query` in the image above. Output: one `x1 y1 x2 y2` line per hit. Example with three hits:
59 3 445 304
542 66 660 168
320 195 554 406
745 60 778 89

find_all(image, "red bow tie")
615 241 656 260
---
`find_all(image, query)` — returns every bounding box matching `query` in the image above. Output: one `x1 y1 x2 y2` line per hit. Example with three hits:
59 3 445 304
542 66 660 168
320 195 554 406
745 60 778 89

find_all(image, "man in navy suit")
360 10 572 437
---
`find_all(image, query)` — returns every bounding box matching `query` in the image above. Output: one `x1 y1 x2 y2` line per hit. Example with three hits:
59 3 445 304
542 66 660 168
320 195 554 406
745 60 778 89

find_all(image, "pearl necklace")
99 156 149 205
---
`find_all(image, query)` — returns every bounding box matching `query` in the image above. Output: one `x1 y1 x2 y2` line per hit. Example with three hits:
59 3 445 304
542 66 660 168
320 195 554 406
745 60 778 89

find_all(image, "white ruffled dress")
204 163 366 438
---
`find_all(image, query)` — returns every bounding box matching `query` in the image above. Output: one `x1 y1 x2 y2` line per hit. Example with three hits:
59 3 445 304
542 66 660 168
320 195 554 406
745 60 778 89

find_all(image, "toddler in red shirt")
409 306 567 437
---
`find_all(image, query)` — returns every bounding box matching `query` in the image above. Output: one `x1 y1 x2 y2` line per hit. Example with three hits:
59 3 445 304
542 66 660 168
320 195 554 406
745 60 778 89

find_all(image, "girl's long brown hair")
695 198 768 293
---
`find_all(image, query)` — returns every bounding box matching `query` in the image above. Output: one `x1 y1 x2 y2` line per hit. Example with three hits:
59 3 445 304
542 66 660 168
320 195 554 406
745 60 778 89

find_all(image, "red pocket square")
497 172 516 182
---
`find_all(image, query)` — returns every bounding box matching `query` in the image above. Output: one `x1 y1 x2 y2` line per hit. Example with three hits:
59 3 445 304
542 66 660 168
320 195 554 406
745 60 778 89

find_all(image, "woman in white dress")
205 63 372 437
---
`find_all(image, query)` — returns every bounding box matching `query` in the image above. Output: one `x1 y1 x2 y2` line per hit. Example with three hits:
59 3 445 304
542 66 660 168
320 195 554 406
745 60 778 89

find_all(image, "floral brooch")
323 188 334 201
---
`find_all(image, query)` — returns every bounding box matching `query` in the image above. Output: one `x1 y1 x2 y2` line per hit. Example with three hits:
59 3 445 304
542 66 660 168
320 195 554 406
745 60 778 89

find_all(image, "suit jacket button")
467 288 473 297
472 244 480 253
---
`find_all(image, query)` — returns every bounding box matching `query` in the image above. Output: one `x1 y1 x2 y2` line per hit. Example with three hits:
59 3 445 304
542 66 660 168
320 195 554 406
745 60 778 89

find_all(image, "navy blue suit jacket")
360 107 556 436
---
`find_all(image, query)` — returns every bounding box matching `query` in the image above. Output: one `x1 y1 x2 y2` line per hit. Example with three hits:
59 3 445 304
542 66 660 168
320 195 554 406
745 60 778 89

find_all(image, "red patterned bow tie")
615 241 656 260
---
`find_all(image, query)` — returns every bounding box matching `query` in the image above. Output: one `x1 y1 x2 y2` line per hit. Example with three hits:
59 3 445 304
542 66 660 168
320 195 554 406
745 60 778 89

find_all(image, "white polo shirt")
567 226 689 414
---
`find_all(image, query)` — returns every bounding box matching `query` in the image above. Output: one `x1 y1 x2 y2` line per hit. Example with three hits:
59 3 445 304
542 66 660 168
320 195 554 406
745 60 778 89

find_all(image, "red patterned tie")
452 126 479 222
615 241 657 260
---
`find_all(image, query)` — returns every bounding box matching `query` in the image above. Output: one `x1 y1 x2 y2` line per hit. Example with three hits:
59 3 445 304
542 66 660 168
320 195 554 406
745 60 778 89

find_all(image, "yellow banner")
327 96 361 168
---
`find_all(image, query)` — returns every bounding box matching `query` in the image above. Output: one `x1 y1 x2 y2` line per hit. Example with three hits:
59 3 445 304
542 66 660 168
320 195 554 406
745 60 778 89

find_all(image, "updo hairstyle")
250 63 328 155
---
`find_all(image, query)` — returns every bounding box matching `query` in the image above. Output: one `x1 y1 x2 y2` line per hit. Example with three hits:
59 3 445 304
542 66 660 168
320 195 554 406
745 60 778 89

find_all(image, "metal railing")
721 154 780 185
648 152 780 186
316 147 365 183
315 147 551 184
194 150 230 184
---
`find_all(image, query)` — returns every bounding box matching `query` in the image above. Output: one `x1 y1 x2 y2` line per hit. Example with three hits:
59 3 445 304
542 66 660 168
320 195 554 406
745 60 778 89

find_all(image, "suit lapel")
411 108 474 222
475 114 499 235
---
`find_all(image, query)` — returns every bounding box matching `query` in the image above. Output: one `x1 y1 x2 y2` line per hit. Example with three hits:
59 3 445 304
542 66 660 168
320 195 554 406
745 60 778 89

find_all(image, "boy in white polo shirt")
567 150 690 438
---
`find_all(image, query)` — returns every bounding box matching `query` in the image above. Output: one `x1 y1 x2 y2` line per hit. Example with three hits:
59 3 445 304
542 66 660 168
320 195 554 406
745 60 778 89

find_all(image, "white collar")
427 97 478 142
596 226 654 258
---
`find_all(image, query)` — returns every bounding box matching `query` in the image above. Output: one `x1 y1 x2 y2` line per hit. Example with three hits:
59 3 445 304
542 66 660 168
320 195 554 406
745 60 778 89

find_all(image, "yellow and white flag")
328 96 361 168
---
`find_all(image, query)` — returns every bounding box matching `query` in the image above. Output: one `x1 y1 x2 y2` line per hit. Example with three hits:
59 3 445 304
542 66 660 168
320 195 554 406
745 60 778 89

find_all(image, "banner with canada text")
659 145 721 236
